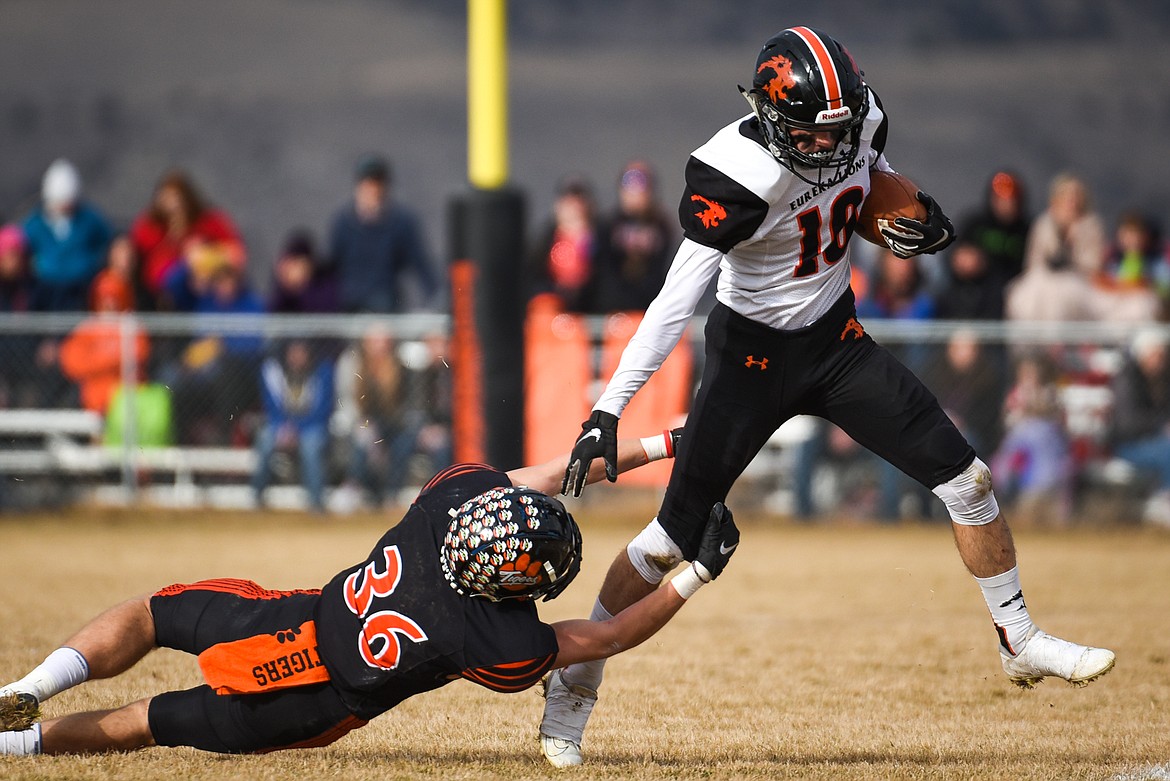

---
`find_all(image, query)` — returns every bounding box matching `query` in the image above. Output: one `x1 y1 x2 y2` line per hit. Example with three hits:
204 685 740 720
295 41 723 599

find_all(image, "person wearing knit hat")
41 159 81 212
21 158 114 312
0 224 33 314
0 224 24 256
267 228 340 314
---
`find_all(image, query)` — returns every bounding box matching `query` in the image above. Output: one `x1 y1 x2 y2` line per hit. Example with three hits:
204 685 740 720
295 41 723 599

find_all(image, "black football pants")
658 288 975 557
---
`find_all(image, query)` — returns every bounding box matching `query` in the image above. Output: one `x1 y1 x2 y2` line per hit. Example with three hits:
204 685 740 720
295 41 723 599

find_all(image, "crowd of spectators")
795 168 1170 526
1 156 1168 521
0 155 447 513
527 161 676 314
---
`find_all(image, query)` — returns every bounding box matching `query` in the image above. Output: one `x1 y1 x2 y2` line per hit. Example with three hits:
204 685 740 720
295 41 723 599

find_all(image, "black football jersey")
314 464 559 719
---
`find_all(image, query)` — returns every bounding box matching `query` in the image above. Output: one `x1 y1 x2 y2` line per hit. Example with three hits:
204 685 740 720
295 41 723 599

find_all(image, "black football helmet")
440 486 582 603
739 26 869 186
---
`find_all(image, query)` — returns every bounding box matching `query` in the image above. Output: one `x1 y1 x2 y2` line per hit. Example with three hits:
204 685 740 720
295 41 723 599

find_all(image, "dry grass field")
1 501 1168 781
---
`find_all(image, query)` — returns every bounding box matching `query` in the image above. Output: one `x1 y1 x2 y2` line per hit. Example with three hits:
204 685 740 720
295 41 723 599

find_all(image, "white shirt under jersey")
595 90 893 417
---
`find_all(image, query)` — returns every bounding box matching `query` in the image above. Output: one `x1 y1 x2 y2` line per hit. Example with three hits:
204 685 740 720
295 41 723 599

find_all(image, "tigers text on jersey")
313 465 558 720
594 89 891 418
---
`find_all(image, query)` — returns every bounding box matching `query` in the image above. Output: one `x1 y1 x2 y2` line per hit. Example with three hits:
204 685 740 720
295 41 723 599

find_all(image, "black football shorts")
147 579 365 754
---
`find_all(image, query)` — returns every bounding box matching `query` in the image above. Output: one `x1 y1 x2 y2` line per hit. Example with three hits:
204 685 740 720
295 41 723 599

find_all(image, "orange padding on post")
198 620 331 695
524 303 692 488
525 294 593 469
450 258 486 465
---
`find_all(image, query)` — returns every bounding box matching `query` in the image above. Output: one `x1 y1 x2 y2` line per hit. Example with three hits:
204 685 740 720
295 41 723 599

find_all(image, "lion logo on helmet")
756 54 797 104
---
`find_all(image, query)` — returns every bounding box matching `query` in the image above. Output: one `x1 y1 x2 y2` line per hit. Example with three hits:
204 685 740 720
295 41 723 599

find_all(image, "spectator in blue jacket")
252 338 336 513
22 159 113 312
327 155 438 313
167 264 265 445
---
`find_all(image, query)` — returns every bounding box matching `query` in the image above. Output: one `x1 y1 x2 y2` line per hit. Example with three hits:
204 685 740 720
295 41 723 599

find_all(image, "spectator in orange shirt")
58 268 150 416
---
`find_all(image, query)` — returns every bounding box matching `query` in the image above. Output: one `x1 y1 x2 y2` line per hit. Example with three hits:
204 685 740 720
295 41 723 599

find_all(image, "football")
855 170 927 247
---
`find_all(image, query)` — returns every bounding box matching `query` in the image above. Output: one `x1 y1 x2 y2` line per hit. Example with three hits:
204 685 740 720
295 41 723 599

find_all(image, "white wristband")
640 431 673 462
669 563 708 600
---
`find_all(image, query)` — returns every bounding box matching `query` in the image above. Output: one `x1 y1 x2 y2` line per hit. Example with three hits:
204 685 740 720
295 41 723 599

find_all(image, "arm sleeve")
592 237 722 417
461 651 556 693
460 605 559 693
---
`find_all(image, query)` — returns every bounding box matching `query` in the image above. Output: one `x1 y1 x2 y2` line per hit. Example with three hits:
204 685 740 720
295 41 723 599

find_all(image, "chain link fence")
0 312 449 512
1 313 1167 524
744 319 1170 527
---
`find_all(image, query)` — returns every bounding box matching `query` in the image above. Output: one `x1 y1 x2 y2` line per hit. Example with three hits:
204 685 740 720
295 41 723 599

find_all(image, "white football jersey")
595 90 893 417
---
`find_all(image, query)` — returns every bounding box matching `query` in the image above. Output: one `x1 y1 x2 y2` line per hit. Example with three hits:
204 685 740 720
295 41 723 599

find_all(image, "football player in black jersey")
541 25 1114 768
0 429 740 757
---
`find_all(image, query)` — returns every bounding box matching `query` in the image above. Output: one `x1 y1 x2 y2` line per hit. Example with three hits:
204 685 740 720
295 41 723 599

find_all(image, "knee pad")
626 518 684 584
932 457 1000 526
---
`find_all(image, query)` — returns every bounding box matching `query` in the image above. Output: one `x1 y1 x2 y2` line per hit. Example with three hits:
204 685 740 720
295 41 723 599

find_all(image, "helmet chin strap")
737 84 757 110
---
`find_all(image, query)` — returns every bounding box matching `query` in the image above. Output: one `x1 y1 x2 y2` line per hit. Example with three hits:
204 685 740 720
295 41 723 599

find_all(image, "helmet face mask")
741 27 869 187
441 486 582 603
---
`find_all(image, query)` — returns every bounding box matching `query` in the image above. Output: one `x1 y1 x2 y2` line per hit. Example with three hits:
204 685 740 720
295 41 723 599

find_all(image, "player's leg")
5 682 368 757
824 342 1114 688
1 595 155 730
147 683 365 755
39 697 155 755
938 468 1113 688
0 698 154 756
542 304 784 766
297 424 328 513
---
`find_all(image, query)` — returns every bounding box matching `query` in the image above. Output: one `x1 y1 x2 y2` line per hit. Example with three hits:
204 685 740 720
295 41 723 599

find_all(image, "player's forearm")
506 434 672 495
554 581 687 667
581 432 672 486
599 580 687 657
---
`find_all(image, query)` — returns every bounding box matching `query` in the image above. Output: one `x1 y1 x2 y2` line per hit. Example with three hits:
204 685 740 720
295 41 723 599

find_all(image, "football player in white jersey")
539 26 1115 768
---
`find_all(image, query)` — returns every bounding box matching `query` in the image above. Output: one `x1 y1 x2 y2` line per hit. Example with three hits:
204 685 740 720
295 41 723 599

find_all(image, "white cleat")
1001 628 1116 689
540 736 583 768
539 669 597 768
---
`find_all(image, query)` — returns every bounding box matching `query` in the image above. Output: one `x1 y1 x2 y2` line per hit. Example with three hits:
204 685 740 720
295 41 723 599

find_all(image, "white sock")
560 599 613 691
974 566 1036 656
0 647 90 703
0 724 42 756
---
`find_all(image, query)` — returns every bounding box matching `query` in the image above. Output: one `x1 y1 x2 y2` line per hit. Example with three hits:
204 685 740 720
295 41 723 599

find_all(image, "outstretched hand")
879 191 955 258
561 410 619 497
692 502 740 582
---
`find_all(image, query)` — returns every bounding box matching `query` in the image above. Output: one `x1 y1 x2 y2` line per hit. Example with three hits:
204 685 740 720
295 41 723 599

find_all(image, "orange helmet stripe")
789 26 843 108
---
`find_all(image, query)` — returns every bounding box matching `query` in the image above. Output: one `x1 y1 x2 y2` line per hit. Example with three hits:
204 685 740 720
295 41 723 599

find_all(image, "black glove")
561 410 619 498
879 191 955 258
692 503 740 582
